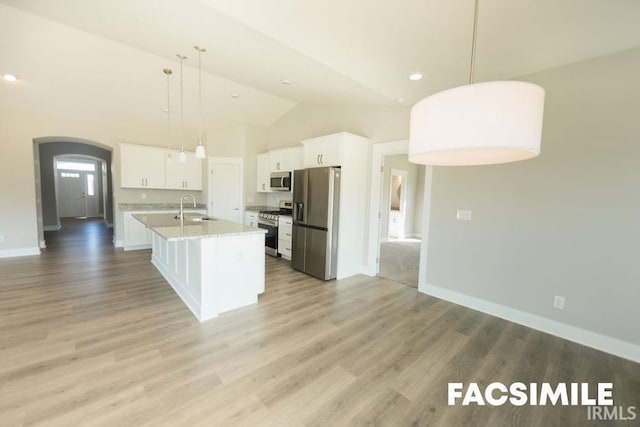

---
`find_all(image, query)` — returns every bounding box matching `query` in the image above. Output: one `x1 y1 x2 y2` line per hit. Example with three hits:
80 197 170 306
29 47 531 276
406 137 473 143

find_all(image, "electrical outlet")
553 296 565 310
456 209 472 221
141 193 147 201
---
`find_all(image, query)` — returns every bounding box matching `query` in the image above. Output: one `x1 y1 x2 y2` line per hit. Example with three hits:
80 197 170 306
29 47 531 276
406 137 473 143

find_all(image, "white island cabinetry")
134 213 266 321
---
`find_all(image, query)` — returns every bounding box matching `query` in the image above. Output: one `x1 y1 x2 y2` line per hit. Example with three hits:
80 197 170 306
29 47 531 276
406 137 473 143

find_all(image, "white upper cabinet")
269 147 303 172
120 143 202 190
120 143 166 189
302 133 344 167
165 150 203 190
256 152 271 193
257 147 304 192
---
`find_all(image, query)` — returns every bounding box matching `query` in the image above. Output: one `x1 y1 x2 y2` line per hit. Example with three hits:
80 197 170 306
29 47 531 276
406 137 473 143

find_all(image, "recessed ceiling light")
3 74 18 82
231 92 239 98
281 79 293 86
408 73 423 81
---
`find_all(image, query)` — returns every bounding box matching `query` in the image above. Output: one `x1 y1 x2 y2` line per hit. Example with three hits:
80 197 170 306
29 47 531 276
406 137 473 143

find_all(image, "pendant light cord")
469 0 479 84
164 69 171 147
195 46 205 146
177 54 186 152
198 50 202 144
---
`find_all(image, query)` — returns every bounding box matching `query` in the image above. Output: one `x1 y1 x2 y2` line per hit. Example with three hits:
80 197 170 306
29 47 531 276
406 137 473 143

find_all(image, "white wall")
424 47 640 351
206 124 269 207
268 104 410 149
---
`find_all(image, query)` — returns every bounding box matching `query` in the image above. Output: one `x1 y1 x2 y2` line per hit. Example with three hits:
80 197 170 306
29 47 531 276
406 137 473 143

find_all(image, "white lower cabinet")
245 211 258 228
123 210 206 250
278 215 293 260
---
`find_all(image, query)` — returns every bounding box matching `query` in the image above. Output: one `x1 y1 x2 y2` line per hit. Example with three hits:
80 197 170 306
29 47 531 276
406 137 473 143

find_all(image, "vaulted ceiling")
2 0 640 130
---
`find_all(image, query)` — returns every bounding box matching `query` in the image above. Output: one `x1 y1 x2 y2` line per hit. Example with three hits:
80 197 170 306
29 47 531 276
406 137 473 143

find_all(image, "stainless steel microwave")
270 171 292 191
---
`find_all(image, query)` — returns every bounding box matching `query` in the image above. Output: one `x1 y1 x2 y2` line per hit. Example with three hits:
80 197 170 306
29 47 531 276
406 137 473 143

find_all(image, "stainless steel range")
258 200 293 257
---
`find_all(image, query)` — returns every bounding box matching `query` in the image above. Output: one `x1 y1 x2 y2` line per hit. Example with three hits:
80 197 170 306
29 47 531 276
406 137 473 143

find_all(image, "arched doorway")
33 137 114 248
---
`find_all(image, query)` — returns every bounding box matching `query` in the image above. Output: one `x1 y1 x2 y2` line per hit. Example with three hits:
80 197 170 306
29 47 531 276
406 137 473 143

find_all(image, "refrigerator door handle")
294 202 304 222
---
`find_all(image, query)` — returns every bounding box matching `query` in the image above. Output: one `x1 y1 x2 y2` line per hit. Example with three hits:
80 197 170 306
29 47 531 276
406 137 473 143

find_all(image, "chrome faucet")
179 194 197 223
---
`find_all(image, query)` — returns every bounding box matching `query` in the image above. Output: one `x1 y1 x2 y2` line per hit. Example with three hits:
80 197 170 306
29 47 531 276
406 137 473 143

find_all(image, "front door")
58 170 100 218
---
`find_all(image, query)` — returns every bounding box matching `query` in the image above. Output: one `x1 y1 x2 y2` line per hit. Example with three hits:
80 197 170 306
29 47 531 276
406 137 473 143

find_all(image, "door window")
87 174 95 196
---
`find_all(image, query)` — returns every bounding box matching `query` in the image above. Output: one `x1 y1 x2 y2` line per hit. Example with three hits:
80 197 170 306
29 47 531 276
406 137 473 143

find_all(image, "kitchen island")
133 213 266 321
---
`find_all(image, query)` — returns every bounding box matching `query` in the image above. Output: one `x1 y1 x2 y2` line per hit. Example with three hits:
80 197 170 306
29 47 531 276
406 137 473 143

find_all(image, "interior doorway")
377 155 425 287
33 138 114 249
208 157 244 224
387 168 408 239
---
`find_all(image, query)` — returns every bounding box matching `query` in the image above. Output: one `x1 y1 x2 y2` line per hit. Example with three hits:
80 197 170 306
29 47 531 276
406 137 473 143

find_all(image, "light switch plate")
456 209 472 221
553 296 565 310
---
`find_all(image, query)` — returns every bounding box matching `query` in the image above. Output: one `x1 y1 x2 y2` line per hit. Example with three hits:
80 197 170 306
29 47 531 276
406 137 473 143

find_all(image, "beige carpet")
378 239 421 288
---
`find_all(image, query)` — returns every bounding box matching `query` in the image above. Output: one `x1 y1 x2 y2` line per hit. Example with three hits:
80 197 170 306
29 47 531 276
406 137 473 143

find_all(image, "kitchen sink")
189 216 216 222
174 215 216 221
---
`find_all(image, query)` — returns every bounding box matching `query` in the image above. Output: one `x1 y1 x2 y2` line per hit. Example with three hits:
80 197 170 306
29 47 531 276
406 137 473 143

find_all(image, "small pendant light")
194 46 207 159
177 54 187 163
163 68 173 163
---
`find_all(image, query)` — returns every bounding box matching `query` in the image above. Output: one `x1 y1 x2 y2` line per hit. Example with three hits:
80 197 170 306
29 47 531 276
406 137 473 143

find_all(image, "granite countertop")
119 203 207 211
244 205 271 212
133 213 266 241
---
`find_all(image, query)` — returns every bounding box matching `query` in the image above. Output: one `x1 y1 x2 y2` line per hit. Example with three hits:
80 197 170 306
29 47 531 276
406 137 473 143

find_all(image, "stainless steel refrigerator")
291 167 341 280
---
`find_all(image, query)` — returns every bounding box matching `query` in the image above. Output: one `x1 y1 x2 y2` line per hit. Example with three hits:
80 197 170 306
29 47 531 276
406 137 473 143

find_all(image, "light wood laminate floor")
0 219 638 426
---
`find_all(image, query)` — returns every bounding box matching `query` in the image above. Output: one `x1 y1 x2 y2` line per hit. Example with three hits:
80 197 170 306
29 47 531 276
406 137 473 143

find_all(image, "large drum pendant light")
409 0 545 166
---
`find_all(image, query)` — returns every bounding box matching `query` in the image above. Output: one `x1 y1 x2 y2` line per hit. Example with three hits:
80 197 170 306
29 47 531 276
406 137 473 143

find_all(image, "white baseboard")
420 283 640 364
39 240 46 249
360 264 376 277
0 247 41 258
113 239 123 248
43 225 61 231
123 244 151 251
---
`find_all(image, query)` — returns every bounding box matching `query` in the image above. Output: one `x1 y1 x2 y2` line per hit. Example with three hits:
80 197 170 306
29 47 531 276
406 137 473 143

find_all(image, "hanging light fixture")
194 46 207 159
163 68 173 163
177 54 188 163
409 0 545 166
